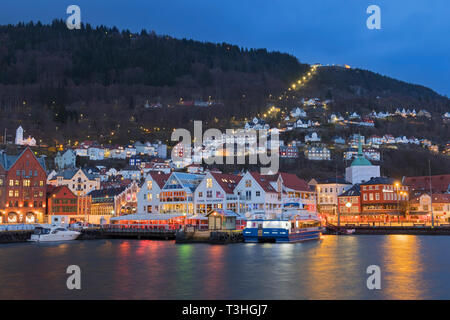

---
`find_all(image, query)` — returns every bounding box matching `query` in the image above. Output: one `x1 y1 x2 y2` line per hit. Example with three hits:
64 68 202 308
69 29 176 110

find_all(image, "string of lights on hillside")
278 64 321 101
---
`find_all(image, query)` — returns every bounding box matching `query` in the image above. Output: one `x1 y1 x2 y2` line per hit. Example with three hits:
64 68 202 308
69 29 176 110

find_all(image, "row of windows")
362 185 408 191
8 190 44 198
8 179 44 187
52 206 77 213
362 193 408 201
8 201 44 208
16 169 39 177
53 199 77 204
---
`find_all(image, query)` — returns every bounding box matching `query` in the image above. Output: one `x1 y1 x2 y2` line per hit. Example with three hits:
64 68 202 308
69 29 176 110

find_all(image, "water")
0 235 449 299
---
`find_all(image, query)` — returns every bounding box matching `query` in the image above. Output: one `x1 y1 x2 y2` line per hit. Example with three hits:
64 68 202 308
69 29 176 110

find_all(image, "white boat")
243 203 322 243
29 224 80 242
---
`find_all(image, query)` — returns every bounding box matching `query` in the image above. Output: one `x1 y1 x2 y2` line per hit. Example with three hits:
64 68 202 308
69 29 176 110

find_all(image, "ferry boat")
243 203 322 243
29 225 81 242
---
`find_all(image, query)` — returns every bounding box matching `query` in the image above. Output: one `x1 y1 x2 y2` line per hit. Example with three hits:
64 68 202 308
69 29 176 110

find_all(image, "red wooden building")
338 184 361 215
46 185 78 224
0 148 47 224
360 177 409 216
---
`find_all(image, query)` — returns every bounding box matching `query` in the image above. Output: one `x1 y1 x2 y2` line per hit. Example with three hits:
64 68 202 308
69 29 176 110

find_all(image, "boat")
243 203 322 243
29 224 81 242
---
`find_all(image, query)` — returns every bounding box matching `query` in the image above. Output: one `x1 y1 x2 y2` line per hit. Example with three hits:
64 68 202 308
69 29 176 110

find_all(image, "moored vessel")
243 203 322 243
29 224 80 242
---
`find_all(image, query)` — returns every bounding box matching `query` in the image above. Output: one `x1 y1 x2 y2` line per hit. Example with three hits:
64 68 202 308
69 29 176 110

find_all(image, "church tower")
345 135 380 184
15 126 23 145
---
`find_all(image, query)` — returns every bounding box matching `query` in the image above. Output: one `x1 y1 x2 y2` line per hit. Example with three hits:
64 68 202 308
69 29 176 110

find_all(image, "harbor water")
0 235 449 299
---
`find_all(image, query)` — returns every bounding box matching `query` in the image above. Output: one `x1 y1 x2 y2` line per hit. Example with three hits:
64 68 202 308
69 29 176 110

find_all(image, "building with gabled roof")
234 171 281 216
159 172 205 214
409 193 450 221
338 184 361 215
194 172 242 215
47 168 100 196
0 147 47 224
137 172 170 214
402 174 450 196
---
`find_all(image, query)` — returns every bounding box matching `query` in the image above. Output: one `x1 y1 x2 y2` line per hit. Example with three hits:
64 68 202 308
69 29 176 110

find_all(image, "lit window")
206 178 213 188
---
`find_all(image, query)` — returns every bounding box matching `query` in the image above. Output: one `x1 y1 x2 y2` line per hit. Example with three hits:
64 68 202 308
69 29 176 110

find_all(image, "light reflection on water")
0 235 448 299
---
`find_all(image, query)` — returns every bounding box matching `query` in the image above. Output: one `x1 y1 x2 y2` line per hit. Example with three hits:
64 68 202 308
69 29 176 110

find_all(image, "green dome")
351 156 372 166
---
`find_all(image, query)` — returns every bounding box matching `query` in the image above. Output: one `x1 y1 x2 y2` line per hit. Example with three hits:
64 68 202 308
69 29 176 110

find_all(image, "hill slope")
0 20 448 147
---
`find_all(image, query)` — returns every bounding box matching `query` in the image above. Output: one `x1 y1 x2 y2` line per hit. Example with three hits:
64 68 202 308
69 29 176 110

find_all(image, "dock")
325 224 450 235
80 227 176 240
0 230 34 243
175 229 244 244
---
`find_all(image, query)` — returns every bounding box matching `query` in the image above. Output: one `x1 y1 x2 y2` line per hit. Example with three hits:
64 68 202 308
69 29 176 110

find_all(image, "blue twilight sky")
1 0 449 96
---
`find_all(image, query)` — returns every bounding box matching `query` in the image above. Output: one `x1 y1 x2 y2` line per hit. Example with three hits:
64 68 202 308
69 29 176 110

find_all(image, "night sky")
1 0 449 96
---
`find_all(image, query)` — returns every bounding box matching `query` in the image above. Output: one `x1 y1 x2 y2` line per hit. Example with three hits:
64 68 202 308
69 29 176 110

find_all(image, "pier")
81 226 177 240
175 229 244 244
0 230 33 243
326 223 450 235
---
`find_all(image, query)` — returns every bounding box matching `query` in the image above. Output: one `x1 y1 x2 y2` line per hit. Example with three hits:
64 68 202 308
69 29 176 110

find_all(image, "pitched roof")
0 147 46 171
361 177 396 186
88 187 126 198
249 172 277 193
316 177 351 185
339 184 361 197
210 172 242 194
49 168 98 181
47 185 76 197
403 175 450 194
278 172 311 192
148 172 170 188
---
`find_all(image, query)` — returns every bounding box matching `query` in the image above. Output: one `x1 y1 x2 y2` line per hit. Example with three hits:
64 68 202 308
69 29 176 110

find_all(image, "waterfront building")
54 149 76 170
137 172 169 214
277 172 316 213
46 185 78 224
409 193 450 221
403 174 450 196
194 172 241 214
360 177 409 216
345 136 380 184
47 168 100 196
88 187 126 224
159 172 204 214
115 181 139 216
338 184 361 215
314 178 352 215
206 210 241 230
234 171 281 216
0 147 47 224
